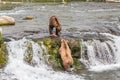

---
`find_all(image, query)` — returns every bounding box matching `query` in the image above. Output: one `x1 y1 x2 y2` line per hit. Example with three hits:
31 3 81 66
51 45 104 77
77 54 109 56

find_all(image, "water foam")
1 38 84 80
81 33 120 72
89 64 120 72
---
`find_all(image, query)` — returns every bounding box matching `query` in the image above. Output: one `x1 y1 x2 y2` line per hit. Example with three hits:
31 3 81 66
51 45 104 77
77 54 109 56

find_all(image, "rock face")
35 38 85 71
0 44 8 68
0 29 8 68
0 37 85 72
0 16 15 26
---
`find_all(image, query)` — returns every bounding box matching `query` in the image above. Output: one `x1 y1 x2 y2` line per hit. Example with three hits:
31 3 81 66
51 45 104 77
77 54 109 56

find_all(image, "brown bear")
59 39 74 71
49 16 62 37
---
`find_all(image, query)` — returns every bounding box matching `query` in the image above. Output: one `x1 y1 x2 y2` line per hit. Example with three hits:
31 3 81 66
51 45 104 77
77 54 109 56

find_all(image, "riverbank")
0 1 23 4
0 1 69 5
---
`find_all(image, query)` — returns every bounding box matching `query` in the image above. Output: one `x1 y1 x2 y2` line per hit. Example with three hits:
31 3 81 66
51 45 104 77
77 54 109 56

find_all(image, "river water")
1 2 120 39
0 1 120 80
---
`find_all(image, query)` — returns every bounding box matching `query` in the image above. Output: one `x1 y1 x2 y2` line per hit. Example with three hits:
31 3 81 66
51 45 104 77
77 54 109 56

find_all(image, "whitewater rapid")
80 33 120 72
1 38 84 80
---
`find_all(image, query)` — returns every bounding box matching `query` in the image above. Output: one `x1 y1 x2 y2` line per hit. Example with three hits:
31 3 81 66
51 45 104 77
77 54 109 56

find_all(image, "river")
0 1 120 80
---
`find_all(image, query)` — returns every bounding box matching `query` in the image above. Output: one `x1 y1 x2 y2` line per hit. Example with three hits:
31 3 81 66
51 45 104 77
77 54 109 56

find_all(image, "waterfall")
80 33 120 72
1 38 83 80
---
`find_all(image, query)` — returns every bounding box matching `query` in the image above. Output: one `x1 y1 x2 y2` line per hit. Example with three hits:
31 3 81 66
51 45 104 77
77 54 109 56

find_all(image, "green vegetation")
24 42 33 65
0 32 3 45
0 44 8 68
68 39 81 58
42 38 63 71
35 38 85 71
0 31 8 68
73 58 85 70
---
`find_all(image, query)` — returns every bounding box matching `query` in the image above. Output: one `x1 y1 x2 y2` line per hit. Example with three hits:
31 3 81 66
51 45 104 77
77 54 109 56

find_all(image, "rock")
35 38 85 72
0 16 15 26
0 44 8 68
23 16 34 20
0 29 3 45
0 28 8 68
24 42 33 65
42 38 63 71
68 38 81 58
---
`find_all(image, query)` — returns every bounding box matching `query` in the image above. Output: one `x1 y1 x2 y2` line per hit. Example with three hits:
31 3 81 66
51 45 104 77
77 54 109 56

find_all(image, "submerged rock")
23 16 34 20
0 16 15 26
24 42 33 65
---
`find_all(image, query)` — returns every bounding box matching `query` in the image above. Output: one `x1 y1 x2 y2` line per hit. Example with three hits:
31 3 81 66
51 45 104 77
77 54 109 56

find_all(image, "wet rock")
23 16 34 20
73 58 85 71
0 31 3 45
68 38 81 58
24 42 33 65
0 44 8 68
42 38 62 71
35 38 85 71
0 16 15 26
0 28 8 68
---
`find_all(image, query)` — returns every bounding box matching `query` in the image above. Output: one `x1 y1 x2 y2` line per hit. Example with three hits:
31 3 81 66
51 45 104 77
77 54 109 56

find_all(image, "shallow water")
1 2 120 80
1 2 120 38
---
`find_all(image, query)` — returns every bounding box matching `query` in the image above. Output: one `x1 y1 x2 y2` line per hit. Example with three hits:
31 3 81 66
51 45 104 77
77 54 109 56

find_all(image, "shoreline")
0 1 23 4
0 1 68 5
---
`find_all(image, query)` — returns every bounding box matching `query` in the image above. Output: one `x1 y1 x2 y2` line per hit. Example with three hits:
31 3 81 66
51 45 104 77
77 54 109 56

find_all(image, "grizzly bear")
49 16 62 37
59 39 74 71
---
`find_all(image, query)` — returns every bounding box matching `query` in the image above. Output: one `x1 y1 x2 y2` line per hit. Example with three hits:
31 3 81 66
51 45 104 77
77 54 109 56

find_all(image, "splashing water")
80 33 120 72
1 38 84 80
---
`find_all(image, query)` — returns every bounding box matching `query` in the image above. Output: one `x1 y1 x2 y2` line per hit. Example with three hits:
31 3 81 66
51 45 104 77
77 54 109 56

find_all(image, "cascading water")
0 38 84 80
80 33 120 72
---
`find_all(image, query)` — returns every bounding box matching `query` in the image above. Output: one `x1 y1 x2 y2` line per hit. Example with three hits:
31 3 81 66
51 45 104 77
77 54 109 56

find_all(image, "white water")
80 33 120 72
1 38 84 80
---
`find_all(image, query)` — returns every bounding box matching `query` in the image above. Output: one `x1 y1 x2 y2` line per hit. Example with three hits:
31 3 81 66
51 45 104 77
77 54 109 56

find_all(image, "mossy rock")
43 38 63 70
35 38 85 71
35 38 63 70
0 44 8 68
0 32 3 46
24 42 33 65
73 58 85 70
23 16 34 20
68 39 81 58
